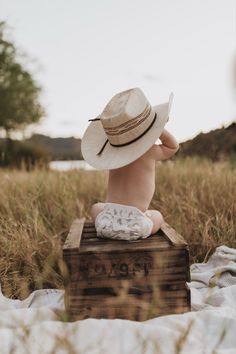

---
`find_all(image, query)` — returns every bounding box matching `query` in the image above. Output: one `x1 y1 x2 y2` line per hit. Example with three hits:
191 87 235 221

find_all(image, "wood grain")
63 218 85 252
68 304 189 317
161 222 187 246
63 219 191 320
66 303 191 321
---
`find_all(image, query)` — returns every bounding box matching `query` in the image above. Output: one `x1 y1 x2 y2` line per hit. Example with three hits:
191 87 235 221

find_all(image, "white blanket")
0 245 236 354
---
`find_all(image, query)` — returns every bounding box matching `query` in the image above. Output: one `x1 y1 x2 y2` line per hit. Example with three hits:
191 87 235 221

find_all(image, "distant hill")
0 135 82 161
26 134 82 160
1 122 235 162
28 123 236 161
178 122 236 161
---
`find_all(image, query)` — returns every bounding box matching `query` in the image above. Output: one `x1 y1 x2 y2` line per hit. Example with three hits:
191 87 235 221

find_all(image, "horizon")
5 118 235 145
1 0 236 143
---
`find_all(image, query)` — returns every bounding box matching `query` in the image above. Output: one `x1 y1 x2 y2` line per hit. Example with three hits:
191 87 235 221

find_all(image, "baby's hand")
152 129 179 161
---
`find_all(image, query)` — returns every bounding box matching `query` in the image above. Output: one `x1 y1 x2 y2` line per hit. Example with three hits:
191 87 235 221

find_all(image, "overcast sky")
1 0 235 142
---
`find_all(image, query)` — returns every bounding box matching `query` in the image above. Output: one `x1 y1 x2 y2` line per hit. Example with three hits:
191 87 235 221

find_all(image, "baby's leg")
91 202 105 222
145 210 164 234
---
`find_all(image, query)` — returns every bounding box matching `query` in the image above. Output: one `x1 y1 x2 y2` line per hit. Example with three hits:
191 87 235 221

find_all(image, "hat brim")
81 99 172 170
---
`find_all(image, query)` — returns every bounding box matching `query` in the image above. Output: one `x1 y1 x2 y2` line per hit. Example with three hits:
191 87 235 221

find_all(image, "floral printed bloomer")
95 203 153 241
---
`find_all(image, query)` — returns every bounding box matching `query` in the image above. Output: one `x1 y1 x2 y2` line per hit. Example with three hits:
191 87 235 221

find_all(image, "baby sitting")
81 88 179 240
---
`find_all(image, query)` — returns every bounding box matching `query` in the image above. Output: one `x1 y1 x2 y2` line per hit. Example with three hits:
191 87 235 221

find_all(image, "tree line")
0 21 46 168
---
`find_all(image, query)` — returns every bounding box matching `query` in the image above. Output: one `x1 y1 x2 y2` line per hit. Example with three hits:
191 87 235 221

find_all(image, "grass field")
0 157 235 299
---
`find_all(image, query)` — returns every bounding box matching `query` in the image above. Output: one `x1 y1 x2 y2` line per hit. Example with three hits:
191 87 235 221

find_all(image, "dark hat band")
96 113 157 156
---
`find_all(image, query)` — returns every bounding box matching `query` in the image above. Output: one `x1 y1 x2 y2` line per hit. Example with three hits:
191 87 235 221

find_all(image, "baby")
81 88 179 240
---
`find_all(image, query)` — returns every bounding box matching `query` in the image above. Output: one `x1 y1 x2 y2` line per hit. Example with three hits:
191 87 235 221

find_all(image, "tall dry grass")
0 157 235 299
153 158 236 261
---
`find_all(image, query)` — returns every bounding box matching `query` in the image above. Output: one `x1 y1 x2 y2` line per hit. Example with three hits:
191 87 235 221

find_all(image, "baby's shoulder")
141 145 157 160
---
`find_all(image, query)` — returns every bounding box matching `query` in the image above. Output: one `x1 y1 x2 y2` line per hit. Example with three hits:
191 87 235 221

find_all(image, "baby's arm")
151 129 179 161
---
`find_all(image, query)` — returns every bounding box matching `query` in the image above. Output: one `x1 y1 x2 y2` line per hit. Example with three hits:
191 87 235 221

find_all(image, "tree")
0 21 45 138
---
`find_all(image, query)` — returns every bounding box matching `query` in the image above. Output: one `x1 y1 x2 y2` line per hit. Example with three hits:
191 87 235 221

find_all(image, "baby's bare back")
106 148 156 212
106 130 179 212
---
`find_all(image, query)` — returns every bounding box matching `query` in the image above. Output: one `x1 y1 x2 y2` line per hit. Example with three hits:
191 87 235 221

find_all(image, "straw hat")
81 88 173 170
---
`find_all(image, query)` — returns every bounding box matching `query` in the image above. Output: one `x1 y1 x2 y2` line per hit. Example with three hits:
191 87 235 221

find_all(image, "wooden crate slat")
69 280 188 291
78 239 174 253
81 236 169 245
160 223 187 246
68 297 189 310
65 249 188 271
68 303 190 311
67 305 191 321
63 247 187 257
71 265 188 279
68 275 188 290
68 280 188 293
82 231 97 237
84 222 95 227
67 306 190 321
63 218 85 251
68 265 188 280
68 287 188 298
67 296 190 319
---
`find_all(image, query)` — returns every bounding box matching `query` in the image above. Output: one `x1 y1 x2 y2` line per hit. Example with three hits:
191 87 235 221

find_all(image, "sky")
0 0 235 142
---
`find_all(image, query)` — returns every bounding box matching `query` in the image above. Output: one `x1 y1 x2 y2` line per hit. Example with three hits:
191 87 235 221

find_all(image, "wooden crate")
63 218 191 321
